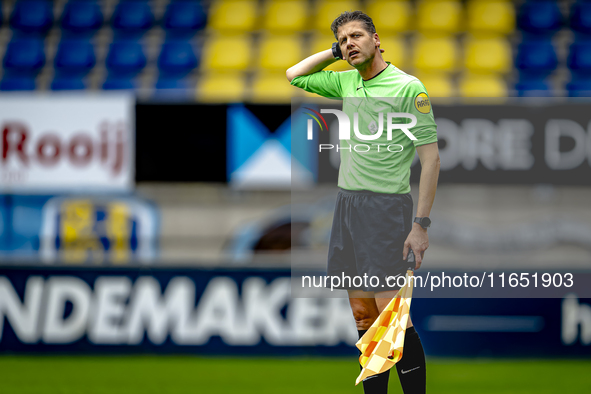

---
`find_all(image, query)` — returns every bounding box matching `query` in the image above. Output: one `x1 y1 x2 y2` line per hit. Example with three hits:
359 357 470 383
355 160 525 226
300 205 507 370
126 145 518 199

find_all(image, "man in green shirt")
287 10 440 394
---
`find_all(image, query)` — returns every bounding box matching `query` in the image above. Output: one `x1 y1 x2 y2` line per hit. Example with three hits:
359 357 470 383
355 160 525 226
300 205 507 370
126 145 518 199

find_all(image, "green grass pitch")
1 355 590 394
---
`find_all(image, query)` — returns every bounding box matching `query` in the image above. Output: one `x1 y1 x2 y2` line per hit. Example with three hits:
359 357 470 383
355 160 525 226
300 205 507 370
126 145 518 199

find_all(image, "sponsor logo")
414 93 431 114
401 366 421 374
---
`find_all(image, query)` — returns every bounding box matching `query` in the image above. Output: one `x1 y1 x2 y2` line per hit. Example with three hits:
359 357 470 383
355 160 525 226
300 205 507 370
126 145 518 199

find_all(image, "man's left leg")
375 291 426 394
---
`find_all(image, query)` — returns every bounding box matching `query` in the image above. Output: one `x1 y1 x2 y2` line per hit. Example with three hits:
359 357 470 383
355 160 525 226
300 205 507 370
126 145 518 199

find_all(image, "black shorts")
327 188 414 292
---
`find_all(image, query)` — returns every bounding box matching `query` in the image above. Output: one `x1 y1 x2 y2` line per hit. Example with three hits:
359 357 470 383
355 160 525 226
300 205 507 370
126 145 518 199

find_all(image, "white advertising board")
0 94 134 192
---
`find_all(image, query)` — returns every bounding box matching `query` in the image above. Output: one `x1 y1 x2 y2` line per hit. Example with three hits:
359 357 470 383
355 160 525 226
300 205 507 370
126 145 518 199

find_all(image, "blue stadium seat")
54 40 96 75
102 78 135 90
61 1 103 35
163 1 207 37
10 0 53 35
0 77 36 91
515 41 558 78
518 1 562 36
571 2 591 35
111 1 154 36
515 80 553 97
105 41 147 76
158 41 198 76
567 42 591 76
566 79 591 97
3 38 46 74
51 77 86 90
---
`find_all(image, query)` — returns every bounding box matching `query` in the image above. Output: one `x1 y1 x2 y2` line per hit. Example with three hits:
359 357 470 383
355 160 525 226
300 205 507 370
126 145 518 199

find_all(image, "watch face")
423 217 431 227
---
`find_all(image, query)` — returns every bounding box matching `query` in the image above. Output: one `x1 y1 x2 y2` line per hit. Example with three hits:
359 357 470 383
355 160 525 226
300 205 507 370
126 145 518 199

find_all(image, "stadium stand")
10 0 53 36
459 73 508 97
111 1 154 37
207 0 257 32
366 0 411 35
198 72 246 102
465 0 515 36
262 0 307 33
416 0 462 35
60 1 104 36
0 0 587 98
163 1 207 37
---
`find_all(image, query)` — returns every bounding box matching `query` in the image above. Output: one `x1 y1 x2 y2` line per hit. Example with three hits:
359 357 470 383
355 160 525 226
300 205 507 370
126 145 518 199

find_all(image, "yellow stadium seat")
413 73 454 97
208 0 258 33
466 0 515 35
263 0 307 33
413 35 457 72
259 35 303 71
366 0 412 34
310 34 355 71
464 36 511 73
379 35 406 70
201 35 251 71
251 73 301 103
198 72 247 102
315 0 361 33
459 73 507 97
417 0 462 34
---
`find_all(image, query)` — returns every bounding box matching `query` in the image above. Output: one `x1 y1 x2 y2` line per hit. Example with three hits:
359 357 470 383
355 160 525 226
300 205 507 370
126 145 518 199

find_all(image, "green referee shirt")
291 63 438 194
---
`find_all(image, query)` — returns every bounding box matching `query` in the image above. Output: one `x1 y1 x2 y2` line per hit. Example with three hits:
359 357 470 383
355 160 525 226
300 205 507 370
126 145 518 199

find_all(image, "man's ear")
374 33 380 48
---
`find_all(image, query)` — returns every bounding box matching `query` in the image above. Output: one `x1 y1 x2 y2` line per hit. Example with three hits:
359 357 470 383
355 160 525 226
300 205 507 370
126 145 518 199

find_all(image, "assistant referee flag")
355 270 415 385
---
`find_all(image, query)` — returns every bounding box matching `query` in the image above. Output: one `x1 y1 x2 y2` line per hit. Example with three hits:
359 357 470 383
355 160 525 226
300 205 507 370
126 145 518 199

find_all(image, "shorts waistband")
338 188 410 197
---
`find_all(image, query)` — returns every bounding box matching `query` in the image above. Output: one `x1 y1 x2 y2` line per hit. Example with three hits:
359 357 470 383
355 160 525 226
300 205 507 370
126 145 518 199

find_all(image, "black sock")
358 329 390 394
395 326 426 394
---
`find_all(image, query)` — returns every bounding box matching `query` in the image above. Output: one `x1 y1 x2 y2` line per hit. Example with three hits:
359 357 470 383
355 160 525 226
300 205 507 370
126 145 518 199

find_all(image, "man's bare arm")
286 49 337 82
403 142 440 269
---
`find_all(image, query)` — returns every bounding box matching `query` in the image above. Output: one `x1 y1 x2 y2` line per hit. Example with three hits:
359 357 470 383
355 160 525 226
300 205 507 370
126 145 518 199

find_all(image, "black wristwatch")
414 217 431 229
332 42 342 60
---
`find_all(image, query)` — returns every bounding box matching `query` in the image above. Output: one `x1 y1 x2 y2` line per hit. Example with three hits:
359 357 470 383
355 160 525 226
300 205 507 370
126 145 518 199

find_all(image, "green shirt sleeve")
290 70 343 98
401 80 438 147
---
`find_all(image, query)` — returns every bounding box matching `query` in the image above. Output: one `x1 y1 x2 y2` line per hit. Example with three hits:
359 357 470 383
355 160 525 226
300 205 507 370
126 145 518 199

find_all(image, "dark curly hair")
330 10 377 40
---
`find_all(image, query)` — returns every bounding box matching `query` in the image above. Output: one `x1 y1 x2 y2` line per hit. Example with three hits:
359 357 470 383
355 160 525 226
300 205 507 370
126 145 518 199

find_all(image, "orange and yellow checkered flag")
355 270 415 385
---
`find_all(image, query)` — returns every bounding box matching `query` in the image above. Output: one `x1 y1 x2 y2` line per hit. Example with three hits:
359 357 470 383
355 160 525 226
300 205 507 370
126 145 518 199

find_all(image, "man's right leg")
349 290 390 394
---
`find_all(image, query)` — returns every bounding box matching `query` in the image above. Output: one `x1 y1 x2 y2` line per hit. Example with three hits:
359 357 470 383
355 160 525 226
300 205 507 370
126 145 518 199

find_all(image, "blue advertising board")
0 266 590 357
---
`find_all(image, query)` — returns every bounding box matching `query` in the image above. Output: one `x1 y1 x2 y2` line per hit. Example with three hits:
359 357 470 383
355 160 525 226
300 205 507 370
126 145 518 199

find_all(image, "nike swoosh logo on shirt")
357 86 363 90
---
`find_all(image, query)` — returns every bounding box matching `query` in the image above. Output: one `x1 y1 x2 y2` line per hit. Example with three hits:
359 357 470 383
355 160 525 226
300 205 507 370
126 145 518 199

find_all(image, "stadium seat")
413 73 454 97
208 0 257 33
102 78 135 90
310 33 354 71
0 77 36 91
163 1 207 37
111 1 154 36
464 36 511 73
54 40 96 75
3 38 45 74
379 36 406 70
61 1 103 35
413 36 457 73
201 35 251 71
568 42 591 75
314 0 361 32
466 0 515 36
198 72 247 102
366 0 411 34
251 73 301 103
566 79 591 97
105 41 147 76
10 0 53 35
517 0 562 36
263 0 307 33
259 35 302 71
50 77 86 90
416 1 462 34
459 73 507 97
570 1 591 37
515 80 552 97
515 41 558 78
158 41 199 76
153 77 196 99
